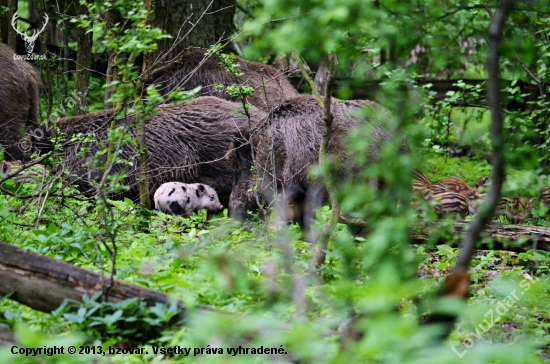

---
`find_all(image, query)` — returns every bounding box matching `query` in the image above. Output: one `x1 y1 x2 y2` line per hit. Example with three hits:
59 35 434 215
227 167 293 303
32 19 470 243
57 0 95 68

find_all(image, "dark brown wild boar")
39 96 266 208
0 43 41 161
228 95 408 236
150 50 299 112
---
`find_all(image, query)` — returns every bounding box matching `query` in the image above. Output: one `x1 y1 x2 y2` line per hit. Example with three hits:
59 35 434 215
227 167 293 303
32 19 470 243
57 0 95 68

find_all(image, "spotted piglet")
154 182 223 217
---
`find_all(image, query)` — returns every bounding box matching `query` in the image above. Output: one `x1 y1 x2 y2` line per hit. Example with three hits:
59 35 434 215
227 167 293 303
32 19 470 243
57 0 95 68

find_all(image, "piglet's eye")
210 196 214 201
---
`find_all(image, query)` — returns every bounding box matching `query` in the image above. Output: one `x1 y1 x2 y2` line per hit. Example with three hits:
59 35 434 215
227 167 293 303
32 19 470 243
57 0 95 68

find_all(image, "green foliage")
420 81 490 151
3 1 550 363
56 293 180 345
208 45 255 108
0 323 87 364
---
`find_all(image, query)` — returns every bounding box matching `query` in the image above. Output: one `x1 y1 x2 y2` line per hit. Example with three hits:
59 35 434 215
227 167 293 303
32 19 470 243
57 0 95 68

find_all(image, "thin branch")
236 3 252 17
515 55 544 96
455 0 515 273
422 0 516 341
294 53 324 108
436 5 496 20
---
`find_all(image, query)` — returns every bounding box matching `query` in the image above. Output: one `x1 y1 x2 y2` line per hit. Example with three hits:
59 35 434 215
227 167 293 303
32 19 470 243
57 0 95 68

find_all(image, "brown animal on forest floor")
0 160 48 184
423 189 470 220
149 50 299 112
36 96 266 208
413 171 479 200
541 186 550 208
472 175 535 223
0 43 41 161
228 95 407 237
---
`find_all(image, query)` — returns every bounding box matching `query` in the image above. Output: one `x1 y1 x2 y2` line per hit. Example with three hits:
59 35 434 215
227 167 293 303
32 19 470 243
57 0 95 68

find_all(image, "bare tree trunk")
103 9 121 109
60 0 72 101
452 0 513 283
61 27 69 100
73 2 92 115
313 56 335 94
104 53 118 109
153 0 236 62
136 0 152 209
41 13 53 120
7 0 17 50
136 119 151 209
28 0 40 25
314 55 338 266
0 0 8 43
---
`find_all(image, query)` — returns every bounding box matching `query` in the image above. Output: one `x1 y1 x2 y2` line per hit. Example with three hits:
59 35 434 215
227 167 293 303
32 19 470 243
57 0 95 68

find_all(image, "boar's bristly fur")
229 95 407 236
150 50 299 112
47 96 265 207
0 43 41 161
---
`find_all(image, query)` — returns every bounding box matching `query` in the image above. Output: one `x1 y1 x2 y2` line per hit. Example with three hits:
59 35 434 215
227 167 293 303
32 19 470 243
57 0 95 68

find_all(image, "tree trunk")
104 53 118 109
136 0 152 209
28 0 40 26
61 32 69 100
7 0 17 50
136 116 151 209
422 1 514 341
313 56 337 95
0 0 8 44
315 54 337 264
41 10 53 120
73 2 92 115
153 0 236 62
103 9 121 109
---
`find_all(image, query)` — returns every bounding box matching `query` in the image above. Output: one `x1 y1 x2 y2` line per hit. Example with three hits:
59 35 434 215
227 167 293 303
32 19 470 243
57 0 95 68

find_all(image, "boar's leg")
228 136 255 221
281 188 302 225
281 187 321 242
303 182 325 242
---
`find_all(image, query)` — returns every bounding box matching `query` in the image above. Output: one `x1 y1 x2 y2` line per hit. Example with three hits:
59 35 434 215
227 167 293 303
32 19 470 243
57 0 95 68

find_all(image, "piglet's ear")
198 184 205 192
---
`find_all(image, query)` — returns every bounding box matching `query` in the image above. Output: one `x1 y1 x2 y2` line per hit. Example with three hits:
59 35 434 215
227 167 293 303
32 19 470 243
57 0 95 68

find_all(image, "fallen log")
331 78 542 111
341 215 550 252
0 242 293 345
412 222 550 252
0 242 182 314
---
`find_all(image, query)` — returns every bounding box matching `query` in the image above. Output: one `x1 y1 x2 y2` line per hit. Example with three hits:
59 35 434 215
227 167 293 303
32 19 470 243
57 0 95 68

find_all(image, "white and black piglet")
154 182 223 217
